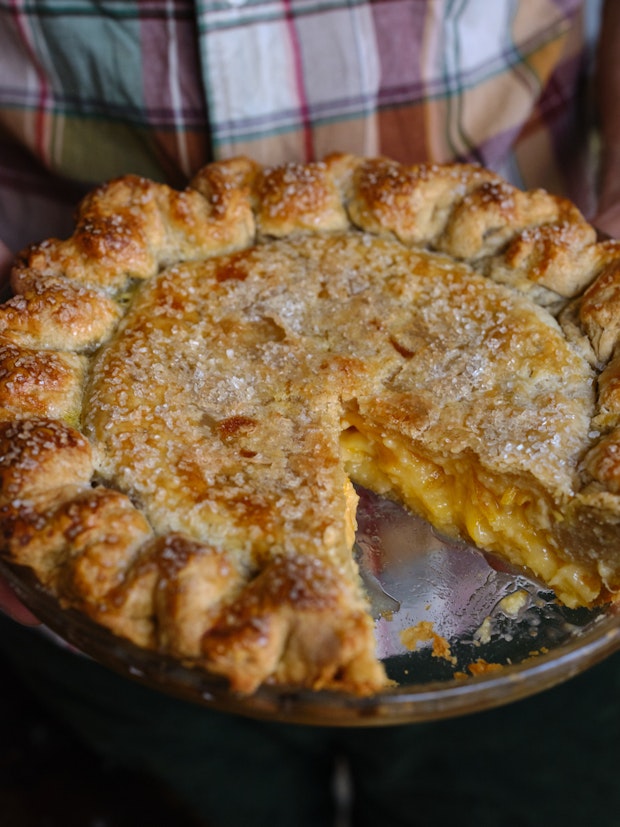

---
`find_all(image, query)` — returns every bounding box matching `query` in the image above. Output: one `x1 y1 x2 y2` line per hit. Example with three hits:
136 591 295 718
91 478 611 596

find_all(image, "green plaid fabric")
0 0 592 251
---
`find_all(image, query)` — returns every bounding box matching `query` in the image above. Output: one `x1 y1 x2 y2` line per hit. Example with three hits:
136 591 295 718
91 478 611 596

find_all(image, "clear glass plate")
2 486 620 727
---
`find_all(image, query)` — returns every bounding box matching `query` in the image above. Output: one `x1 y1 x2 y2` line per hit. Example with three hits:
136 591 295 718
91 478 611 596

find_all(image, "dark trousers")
2 612 620 827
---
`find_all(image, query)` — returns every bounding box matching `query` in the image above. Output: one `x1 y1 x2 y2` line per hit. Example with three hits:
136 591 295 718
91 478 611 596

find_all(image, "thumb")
0 577 40 626
0 240 13 299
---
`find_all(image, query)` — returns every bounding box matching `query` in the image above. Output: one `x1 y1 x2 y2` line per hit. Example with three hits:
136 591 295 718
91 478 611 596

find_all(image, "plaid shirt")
0 0 592 251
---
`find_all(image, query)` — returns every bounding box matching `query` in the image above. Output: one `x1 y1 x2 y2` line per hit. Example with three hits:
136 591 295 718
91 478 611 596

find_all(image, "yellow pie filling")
340 421 601 608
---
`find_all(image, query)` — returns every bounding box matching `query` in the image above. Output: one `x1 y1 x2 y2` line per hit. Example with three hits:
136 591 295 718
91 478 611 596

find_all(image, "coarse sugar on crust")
2 154 620 696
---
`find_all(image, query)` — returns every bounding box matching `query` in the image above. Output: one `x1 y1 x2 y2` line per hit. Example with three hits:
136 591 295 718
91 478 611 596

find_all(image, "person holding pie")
1 3 620 826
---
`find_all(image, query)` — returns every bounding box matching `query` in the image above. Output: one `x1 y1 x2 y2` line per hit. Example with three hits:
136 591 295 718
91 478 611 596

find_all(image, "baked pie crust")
2 153 620 696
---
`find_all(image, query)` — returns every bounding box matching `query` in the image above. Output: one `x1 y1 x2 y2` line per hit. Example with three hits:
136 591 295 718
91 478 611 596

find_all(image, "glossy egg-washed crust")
2 153 620 696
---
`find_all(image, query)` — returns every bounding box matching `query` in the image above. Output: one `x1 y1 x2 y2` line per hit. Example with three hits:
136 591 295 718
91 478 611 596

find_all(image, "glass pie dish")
2 485 619 726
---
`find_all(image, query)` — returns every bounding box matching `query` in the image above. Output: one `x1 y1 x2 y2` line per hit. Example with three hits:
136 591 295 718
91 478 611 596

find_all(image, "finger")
0 240 13 299
0 577 40 626
593 202 620 239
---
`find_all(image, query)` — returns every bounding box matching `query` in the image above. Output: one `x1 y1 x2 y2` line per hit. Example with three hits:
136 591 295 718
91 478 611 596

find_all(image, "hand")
0 577 40 625
592 200 620 239
592 149 620 239
0 239 13 304
0 238 11 276
594 1 620 237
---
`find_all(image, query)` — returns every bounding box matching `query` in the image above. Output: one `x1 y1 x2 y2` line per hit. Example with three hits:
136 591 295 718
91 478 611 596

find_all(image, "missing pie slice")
1 153 620 696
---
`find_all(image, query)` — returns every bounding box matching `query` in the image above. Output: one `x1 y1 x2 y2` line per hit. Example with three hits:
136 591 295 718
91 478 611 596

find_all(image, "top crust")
2 153 620 696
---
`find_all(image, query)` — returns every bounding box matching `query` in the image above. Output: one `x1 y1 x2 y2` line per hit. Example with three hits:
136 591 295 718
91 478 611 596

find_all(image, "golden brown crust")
0 419 94 504
345 158 499 246
254 159 350 236
0 275 121 351
0 340 85 422
15 161 257 295
488 203 599 297
3 154 620 695
201 554 384 694
6 487 151 598
83 532 243 658
596 353 620 429
578 258 620 364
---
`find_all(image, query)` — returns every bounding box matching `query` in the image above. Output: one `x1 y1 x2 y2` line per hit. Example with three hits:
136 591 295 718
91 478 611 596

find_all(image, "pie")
1 153 620 696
